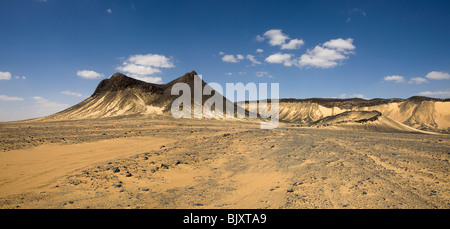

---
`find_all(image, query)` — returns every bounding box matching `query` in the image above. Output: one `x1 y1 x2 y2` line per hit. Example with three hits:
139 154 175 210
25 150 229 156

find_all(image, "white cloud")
255 71 273 78
107 8 112 13
265 53 295 66
263 29 289 46
417 90 450 98
126 54 174 68
350 8 367 17
298 38 355 68
116 53 174 82
61 90 83 97
225 72 232 76
0 71 12 80
116 64 161 76
299 46 346 68
323 38 355 53
258 29 304 50
408 77 428 84
384 75 405 83
281 39 304 50
246 55 261 65
77 70 104 79
222 54 244 63
339 93 369 100
255 35 265 42
32 96 69 116
425 71 450 80
256 49 264 53
0 95 24 101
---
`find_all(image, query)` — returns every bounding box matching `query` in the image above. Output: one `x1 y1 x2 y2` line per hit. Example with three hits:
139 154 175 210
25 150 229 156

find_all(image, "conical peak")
110 72 128 79
183 71 198 78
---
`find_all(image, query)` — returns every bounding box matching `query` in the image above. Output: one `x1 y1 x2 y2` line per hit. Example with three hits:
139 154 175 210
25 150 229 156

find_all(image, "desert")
0 72 448 209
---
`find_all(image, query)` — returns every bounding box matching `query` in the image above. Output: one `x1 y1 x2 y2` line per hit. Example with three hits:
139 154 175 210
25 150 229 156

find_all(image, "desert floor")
0 114 449 209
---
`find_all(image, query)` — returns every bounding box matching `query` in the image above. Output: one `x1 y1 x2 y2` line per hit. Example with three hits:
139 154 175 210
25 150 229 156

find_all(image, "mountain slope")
45 71 243 120
244 97 450 132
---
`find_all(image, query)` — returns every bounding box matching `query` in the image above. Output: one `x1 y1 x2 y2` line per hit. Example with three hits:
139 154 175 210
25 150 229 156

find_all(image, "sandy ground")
0 114 449 209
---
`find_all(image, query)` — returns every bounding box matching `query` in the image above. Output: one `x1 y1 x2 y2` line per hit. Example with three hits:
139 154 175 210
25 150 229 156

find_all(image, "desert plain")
0 113 448 209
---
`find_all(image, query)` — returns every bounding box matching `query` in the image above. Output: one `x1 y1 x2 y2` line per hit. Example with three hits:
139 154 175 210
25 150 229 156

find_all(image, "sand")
0 115 448 209
0 136 175 198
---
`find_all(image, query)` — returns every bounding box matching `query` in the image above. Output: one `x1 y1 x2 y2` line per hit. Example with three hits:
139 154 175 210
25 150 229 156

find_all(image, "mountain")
43 71 449 133
46 71 242 120
249 97 450 132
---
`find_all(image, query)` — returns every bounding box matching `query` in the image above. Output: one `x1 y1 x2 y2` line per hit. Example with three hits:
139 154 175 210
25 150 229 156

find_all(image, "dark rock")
113 167 120 173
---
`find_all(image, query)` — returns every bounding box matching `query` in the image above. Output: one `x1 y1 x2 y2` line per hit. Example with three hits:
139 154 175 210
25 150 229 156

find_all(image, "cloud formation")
258 29 304 50
299 38 355 68
0 71 12 80
265 53 295 66
221 54 244 63
425 71 450 80
408 77 428 84
255 71 273 78
246 55 261 65
339 93 368 99
384 75 405 83
61 90 83 97
116 53 174 83
0 94 24 101
77 70 104 79
418 90 450 98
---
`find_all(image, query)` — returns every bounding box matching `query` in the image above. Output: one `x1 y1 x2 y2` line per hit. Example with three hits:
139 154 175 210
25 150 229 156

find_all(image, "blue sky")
0 0 449 121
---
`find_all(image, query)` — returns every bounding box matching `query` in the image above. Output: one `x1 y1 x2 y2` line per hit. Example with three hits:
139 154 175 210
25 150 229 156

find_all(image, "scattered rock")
113 167 120 173
142 188 150 192
126 172 132 177
287 189 294 193
161 164 169 169
223 133 230 137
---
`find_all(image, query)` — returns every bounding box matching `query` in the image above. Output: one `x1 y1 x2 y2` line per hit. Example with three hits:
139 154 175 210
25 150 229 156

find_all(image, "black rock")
113 167 120 173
